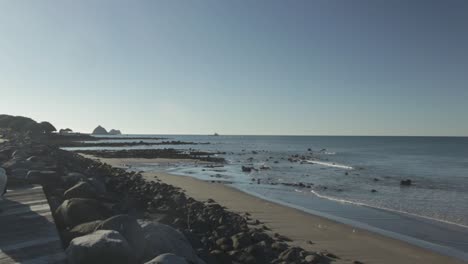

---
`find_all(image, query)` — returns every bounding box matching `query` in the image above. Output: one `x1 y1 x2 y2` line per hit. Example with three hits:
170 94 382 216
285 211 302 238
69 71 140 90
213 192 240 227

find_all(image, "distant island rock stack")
108 129 122 135
92 125 108 135
92 126 122 135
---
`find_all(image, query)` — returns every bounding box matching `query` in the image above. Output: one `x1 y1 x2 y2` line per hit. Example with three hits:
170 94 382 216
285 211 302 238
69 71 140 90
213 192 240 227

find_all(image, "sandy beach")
88 156 464 264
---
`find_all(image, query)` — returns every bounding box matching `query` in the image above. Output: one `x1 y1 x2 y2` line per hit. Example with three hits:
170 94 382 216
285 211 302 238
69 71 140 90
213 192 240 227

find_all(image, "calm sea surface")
67 135 468 260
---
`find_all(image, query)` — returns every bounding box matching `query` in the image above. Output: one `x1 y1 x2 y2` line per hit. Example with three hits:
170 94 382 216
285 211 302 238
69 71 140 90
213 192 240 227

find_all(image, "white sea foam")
305 160 353 170
310 190 468 229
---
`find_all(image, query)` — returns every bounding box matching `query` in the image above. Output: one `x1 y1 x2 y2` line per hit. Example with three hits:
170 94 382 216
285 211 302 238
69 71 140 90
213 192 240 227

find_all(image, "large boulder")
0 147 14 161
65 220 103 245
26 170 60 185
55 198 112 228
0 152 9 162
95 215 146 261
64 182 98 199
87 177 107 193
144 253 189 264
12 149 29 159
139 221 205 264
15 154 55 170
1 158 32 171
66 230 134 264
62 172 87 189
5 168 27 186
0 146 14 154
10 168 28 179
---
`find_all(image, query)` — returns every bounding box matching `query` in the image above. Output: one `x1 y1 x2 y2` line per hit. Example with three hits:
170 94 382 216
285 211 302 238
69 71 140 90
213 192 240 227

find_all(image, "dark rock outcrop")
242 166 254 172
400 179 412 186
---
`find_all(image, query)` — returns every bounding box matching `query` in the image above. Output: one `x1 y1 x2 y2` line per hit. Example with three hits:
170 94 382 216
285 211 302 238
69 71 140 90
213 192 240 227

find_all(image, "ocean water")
68 135 468 259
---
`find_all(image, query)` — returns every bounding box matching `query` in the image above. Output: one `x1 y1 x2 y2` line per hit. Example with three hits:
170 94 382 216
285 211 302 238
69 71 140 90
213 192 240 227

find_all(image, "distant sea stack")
92 125 108 135
108 129 122 135
92 126 122 135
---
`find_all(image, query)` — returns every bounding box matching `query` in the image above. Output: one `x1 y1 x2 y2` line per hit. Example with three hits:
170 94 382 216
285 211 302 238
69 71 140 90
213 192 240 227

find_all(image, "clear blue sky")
1 0 467 136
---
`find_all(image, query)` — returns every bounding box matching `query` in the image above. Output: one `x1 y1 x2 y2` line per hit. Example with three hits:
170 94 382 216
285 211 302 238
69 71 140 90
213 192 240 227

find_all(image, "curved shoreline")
86 155 466 264
146 171 465 264
307 189 468 229
236 185 468 261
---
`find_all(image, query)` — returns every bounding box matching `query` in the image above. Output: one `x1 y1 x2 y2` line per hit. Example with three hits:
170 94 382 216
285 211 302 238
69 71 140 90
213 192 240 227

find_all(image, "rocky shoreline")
61 140 208 148
75 149 226 163
0 122 337 263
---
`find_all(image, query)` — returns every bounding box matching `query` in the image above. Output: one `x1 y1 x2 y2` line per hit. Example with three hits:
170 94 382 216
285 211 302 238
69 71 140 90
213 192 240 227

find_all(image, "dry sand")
86 155 464 264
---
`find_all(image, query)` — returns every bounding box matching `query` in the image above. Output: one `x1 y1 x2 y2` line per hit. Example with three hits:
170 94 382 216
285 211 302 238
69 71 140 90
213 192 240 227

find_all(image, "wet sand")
85 156 464 264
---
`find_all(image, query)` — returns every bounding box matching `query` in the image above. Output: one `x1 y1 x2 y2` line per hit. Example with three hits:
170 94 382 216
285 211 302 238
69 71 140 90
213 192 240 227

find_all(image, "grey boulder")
64 181 98 199
1 158 31 171
95 215 146 261
139 220 205 264
26 170 59 185
55 198 112 228
62 172 87 189
66 230 134 264
65 220 103 245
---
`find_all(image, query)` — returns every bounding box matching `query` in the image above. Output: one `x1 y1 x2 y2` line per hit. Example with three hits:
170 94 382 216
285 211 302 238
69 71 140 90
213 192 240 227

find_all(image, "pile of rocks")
0 134 335 264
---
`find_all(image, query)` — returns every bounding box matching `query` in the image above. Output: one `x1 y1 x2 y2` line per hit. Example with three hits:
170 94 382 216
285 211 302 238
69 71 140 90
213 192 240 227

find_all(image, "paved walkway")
0 185 66 264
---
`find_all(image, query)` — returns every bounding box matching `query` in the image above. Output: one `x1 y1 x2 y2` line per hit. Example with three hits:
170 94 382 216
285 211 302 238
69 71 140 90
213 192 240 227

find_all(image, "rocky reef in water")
76 149 225 163
60 140 206 148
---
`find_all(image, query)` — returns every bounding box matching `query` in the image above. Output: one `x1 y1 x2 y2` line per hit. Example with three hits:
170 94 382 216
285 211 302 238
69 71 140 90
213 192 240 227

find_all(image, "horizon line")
85 133 468 138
